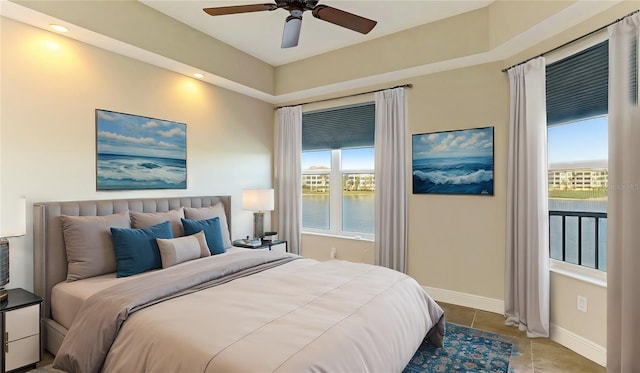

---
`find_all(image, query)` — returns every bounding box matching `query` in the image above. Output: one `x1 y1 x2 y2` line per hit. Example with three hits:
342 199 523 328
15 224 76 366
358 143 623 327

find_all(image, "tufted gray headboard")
32 196 230 354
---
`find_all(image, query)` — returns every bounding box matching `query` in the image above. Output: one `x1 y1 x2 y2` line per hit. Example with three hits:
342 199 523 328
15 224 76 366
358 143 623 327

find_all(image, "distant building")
344 174 375 192
548 161 608 190
302 174 330 192
302 167 375 193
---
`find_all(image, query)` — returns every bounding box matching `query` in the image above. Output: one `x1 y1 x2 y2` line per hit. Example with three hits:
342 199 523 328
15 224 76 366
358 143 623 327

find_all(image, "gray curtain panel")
607 13 640 373
374 87 408 273
276 106 302 255
505 57 550 338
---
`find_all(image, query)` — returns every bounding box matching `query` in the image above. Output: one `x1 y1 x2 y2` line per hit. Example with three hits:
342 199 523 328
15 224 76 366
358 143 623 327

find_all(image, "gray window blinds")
302 103 375 151
546 40 608 126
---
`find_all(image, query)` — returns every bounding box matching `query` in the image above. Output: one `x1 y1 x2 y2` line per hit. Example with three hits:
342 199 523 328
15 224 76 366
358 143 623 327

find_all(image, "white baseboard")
550 323 606 367
422 286 504 314
422 286 607 367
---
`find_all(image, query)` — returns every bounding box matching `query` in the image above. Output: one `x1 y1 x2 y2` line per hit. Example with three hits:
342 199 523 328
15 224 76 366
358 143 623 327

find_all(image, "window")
546 39 608 273
547 117 608 271
301 103 375 237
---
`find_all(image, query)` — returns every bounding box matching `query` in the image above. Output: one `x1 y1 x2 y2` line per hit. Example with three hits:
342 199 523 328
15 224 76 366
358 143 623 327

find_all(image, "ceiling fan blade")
281 15 302 48
311 5 376 34
203 3 277 16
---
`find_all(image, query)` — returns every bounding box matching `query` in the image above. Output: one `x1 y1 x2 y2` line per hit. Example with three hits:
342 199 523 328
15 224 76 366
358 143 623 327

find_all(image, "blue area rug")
403 323 513 373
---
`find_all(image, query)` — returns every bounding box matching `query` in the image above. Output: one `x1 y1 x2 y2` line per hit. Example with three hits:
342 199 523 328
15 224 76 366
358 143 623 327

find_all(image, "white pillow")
156 231 210 268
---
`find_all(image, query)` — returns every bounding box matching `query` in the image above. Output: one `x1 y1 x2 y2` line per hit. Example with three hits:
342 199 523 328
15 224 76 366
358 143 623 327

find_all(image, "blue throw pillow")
181 217 226 255
110 220 173 277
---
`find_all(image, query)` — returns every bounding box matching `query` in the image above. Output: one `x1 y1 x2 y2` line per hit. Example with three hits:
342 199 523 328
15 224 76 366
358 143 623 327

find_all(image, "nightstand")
0 289 42 373
232 239 288 253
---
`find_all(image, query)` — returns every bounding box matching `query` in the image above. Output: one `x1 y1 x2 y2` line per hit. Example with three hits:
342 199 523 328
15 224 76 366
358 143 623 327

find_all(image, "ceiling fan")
203 0 377 48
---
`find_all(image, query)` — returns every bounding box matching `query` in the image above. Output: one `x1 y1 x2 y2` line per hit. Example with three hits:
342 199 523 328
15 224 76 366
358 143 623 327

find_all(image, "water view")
302 193 374 234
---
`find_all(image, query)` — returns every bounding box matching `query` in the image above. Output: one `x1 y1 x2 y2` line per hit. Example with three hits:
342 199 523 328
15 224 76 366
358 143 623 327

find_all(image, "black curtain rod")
502 9 639 72
274 83 413 110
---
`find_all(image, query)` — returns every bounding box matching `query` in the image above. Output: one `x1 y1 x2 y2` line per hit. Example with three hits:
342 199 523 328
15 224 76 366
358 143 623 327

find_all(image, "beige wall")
488 0 576 49
0 18 275 291
551 273 607 347
406 62 508 301
300 235 374 264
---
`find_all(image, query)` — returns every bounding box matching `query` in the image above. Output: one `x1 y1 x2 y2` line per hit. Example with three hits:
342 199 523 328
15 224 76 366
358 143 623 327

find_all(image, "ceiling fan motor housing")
275 0 318 10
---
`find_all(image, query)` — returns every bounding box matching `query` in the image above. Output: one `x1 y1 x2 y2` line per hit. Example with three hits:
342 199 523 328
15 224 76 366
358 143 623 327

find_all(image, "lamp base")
0 239 7 303
253 212 265 239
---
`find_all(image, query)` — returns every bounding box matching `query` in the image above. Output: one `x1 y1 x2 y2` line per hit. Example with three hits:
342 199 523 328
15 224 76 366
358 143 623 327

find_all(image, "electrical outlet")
577 295 588 312
330 247 337 259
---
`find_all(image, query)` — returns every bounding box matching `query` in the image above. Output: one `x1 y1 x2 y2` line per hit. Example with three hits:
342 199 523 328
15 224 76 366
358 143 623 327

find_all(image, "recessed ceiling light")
49 24 68 33
193 73 204 79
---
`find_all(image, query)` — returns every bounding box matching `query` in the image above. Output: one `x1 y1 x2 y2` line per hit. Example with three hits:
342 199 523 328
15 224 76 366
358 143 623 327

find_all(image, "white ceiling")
140 0 493 66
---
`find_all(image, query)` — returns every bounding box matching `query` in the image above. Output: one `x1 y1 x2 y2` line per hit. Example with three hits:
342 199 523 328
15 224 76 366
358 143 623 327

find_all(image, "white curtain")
505 57 550 338
276 106 302 255
374 87 407 273
607 13 640 372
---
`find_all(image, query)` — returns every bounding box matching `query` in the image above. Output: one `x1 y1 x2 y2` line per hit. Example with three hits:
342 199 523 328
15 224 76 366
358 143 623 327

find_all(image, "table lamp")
0 196 26 302
242 189 274 240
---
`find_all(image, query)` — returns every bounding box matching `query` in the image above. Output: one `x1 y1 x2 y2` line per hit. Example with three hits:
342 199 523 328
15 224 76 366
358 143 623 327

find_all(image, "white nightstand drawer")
5 334 39 371
6 305 39 341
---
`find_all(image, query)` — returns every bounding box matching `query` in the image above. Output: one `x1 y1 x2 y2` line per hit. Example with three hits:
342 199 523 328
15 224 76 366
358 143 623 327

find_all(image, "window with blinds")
302 103 375 151
546 39 609 273
546 40 608 126
301 103 375 237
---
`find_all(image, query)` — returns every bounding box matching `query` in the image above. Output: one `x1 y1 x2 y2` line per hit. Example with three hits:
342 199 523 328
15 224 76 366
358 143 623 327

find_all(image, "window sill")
549 259 607 288
301 230 374 242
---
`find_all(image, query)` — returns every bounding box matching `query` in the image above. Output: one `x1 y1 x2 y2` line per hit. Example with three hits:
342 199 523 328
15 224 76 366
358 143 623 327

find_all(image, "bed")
33 196 445 372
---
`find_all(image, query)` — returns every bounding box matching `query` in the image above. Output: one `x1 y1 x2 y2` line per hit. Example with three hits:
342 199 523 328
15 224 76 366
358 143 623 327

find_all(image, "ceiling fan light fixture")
203 1 377 48
281 14 302 48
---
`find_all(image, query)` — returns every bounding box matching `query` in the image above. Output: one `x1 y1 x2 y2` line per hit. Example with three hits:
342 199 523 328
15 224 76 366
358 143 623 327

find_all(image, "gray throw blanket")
53 251 299 373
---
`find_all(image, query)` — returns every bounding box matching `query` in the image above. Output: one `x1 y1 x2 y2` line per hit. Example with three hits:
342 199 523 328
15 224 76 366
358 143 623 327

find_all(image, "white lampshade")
0 196 26 238
242 189 274 212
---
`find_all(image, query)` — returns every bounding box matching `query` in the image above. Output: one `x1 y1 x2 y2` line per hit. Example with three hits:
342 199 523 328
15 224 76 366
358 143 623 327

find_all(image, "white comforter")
57 251 444 372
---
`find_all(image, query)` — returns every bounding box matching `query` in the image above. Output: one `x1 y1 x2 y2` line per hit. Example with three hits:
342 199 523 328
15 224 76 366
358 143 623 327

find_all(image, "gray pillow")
156 231 210 268
60 211 131 281
130 207 185 237
184 203 232 248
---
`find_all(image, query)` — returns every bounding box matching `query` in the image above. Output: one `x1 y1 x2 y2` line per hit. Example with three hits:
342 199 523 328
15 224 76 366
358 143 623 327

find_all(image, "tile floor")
439 302 605 372
36 302 605 372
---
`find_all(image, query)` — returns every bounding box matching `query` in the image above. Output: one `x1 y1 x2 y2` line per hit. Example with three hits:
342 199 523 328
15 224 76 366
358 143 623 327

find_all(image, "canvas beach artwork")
412 127 494 195
96 109 187 190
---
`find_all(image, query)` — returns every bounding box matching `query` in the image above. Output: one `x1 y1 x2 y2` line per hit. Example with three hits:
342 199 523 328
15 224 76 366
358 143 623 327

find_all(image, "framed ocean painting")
412 126 494 195
95 109 187 190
